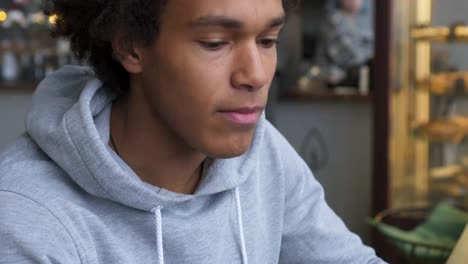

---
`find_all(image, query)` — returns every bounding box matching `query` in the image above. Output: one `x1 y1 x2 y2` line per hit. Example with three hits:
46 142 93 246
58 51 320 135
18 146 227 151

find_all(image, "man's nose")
230 42 269 91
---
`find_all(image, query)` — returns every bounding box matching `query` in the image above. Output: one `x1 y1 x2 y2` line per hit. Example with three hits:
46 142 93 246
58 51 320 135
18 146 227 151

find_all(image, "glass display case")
370 1 468 262
389 0 468 209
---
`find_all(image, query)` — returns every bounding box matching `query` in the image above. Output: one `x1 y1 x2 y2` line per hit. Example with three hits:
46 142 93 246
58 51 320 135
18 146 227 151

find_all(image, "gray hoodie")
0 66 386 263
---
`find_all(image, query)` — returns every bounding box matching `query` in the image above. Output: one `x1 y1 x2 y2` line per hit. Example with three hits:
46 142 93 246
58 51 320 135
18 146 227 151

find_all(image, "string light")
0 10 7 22
48 14 58 24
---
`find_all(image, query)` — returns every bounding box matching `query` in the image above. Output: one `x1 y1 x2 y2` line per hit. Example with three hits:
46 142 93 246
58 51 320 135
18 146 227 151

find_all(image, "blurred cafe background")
2 0 468 263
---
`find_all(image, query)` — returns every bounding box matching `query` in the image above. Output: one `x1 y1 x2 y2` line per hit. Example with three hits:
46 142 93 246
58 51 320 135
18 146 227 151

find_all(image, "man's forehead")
166 0 285 28
188 15 286 30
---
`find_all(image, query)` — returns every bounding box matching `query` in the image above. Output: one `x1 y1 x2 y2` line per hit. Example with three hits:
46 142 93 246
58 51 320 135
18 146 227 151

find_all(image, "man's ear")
112 33 144 74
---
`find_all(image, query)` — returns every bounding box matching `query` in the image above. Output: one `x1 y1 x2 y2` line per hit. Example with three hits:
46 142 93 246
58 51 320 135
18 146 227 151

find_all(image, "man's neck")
109 92 206 195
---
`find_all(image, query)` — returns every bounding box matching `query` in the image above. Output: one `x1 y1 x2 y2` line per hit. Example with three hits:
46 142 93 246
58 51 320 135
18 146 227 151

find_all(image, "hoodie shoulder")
0 136 83 262
249 119 315 204
0 190 82 263
0 134 84 202
261 120 307 174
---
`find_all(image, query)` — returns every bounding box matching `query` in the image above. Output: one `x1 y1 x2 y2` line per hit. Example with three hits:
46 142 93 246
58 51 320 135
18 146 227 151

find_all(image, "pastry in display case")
417 72 468 95
413 116 468 144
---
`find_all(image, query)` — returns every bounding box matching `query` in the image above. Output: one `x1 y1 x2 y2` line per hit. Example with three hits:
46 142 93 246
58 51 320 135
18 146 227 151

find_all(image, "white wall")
0 91 32 149
274 102 373 243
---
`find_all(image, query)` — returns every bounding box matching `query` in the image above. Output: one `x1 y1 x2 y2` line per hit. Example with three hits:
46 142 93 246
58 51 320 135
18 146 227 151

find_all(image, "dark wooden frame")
372 0 392 216
371 0 394 260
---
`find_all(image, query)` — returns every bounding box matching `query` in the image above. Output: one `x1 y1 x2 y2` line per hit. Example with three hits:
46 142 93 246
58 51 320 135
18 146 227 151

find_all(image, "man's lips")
218 106 263 125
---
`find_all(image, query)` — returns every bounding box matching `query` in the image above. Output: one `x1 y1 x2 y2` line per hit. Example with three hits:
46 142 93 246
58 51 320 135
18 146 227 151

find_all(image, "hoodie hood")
26 65 265 212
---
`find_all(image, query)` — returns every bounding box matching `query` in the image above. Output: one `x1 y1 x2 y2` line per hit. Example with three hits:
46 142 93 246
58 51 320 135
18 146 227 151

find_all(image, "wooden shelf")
411 25 468 42
280 89 372 103
0 46 59 55
0 82 37 92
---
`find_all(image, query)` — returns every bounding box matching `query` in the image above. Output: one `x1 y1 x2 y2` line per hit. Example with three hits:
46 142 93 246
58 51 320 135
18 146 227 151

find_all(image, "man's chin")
204 145 248 159
216 150 249 159
205 139 253 159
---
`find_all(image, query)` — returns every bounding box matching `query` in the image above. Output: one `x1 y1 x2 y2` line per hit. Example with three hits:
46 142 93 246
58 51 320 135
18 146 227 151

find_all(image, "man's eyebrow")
189 15 287 30
267 16 287 29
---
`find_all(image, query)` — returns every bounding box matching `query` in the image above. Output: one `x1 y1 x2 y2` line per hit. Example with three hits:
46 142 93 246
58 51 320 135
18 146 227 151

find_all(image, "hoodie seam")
0 190 85 264
64 111 117 201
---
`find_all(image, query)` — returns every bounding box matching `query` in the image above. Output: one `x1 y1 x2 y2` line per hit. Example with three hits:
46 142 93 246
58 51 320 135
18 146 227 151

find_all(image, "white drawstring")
235 187 249 264
151 190 247 264
151 206 165 264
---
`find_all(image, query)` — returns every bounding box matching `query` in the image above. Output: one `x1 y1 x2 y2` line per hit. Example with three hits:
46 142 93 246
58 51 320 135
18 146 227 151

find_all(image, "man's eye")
258 39 279 48
198 41 228 50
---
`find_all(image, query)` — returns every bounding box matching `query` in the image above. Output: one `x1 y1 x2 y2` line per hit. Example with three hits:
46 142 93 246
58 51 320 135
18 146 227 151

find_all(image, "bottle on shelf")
1 40 20 82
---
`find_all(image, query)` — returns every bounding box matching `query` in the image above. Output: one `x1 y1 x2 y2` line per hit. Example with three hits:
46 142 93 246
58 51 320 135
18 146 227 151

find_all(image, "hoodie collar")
26 66 264 212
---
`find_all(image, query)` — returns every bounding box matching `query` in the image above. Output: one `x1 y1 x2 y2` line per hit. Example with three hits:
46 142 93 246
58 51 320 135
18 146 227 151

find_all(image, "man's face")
138 0 285 158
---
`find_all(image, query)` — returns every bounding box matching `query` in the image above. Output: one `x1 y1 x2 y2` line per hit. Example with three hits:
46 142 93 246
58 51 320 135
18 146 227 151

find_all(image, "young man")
0 0 386 263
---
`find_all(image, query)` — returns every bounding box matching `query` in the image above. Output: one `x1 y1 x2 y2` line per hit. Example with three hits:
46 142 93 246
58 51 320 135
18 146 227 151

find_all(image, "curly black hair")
45 0 300 94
